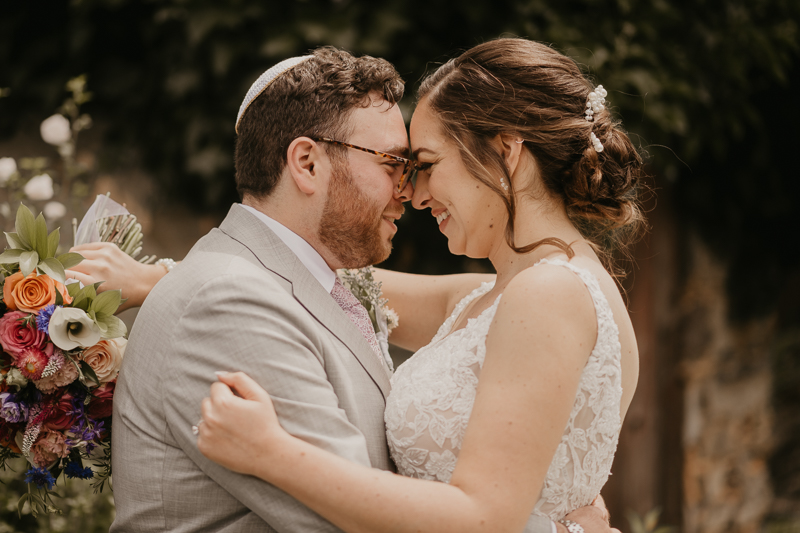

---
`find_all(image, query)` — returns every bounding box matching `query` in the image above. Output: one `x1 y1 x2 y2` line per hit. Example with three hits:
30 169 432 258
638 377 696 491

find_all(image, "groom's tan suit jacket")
111 204 555 533
110 205 393 532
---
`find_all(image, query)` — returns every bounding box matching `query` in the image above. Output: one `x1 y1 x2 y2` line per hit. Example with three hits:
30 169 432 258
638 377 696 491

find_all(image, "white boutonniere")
338 267 398 371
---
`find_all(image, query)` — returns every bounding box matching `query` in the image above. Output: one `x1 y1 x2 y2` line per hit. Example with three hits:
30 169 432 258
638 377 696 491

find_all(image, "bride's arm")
198 266 597 533
371 268 495 352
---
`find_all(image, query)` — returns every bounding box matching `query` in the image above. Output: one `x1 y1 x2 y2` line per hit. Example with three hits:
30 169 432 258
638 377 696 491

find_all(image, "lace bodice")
385 259 623 521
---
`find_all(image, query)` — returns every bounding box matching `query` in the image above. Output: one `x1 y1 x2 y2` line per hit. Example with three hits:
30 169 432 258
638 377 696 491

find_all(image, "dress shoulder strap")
533 258 619 356
430 281 495 344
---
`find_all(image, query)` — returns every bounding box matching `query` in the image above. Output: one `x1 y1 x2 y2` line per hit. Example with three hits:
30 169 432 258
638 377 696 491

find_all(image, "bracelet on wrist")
155 258 177 274
559 519 585 533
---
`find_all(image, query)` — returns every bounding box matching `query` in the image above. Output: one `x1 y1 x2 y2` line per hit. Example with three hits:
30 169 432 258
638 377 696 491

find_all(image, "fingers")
64 270 96 285
591 494 610 524
70 242 117 252
216 371 272 404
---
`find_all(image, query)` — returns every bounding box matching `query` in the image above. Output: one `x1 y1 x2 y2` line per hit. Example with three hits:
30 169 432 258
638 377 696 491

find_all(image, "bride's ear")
496 133 526 178
286 137 328 195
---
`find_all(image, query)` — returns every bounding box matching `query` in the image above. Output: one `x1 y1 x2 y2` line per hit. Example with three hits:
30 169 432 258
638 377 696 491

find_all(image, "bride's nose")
411 172 432 210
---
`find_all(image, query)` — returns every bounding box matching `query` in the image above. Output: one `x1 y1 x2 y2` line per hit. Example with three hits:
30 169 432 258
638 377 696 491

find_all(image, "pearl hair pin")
500 177 509 191
590 132 604 153
585 85 608 152
585 85 608 122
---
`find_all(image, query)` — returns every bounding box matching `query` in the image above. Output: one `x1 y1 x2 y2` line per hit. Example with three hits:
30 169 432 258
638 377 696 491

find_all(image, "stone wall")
679 237 775 533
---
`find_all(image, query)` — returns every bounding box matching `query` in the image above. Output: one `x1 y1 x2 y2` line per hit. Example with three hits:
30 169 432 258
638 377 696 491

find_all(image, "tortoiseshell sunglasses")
311 137 419 192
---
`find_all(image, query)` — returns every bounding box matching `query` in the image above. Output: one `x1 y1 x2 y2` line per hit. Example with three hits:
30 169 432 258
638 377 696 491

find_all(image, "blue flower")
36 304 59 333
24 466 56 490
64 461 94 480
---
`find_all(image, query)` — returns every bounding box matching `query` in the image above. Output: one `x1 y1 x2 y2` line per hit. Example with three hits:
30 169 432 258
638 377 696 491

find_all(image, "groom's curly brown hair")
234 46 405 199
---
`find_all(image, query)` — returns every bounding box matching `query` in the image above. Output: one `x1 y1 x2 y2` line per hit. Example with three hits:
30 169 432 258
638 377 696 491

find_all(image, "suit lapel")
219 205 392 399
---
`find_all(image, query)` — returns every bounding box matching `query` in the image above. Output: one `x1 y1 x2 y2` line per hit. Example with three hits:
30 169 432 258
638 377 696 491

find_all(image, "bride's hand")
197 372 288 476
66 242 168 311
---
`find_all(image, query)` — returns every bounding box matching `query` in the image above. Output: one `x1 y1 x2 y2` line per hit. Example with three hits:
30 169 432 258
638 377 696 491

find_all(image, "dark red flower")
87 381 115 420
43 392 76 431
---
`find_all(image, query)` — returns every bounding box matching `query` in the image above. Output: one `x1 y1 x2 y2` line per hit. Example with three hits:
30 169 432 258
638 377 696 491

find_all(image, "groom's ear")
286 137 328 195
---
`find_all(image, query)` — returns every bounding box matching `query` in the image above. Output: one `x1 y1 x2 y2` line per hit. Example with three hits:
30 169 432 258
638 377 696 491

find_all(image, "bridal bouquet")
0 201 131 515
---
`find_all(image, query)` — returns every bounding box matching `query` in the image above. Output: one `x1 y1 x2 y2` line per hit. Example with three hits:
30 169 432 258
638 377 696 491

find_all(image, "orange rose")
3 272 72 313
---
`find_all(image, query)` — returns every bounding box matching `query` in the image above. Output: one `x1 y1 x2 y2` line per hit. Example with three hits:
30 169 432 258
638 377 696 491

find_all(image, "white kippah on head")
235 55 314 133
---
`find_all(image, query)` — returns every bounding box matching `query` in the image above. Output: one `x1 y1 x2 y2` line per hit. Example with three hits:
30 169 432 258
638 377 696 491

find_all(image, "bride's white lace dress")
385 259 623 522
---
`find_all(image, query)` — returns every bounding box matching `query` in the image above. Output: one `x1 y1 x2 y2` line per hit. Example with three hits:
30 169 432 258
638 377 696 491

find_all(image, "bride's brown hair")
418 38 645 268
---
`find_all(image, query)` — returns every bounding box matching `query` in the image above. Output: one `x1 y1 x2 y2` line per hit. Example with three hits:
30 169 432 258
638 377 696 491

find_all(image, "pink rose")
81 338 125 384
0 311 53 359
31 429 69 468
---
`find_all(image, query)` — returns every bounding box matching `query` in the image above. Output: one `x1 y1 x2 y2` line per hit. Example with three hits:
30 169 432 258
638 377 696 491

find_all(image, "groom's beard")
318 160 398 268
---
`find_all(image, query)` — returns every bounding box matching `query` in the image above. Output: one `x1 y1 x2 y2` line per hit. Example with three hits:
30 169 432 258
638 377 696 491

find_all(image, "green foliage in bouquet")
0 205 82 284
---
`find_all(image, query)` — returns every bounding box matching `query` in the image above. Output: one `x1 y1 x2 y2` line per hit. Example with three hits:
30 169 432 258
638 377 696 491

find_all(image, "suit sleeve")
163 272 369 532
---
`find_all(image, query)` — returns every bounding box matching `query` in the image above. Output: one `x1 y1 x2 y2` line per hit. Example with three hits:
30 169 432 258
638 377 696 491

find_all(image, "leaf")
34 214 48 259
0 249 22 263
17 492 29 518
98 315 127 339
5 232 24 250
66 282 81 298
15 204 35 249
71 293 88 311
56 252 83 270
92 289 122 316
55 287 63 306
19 250 39 276
79 360 100 386
47 227 60 258
84 283 97 299
71 283 96 311
38 258 66 284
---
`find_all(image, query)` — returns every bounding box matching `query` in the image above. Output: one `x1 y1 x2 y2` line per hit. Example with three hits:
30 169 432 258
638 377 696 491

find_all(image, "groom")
111 47 611 533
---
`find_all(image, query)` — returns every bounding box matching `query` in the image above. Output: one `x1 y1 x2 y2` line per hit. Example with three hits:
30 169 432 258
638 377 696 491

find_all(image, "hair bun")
564 125 643 233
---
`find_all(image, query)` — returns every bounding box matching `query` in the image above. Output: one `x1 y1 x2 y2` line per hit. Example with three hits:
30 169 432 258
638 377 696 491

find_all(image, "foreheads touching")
234 46 405 201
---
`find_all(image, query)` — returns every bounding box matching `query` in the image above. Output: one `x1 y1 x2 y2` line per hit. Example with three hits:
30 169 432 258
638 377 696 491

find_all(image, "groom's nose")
394 178 414 202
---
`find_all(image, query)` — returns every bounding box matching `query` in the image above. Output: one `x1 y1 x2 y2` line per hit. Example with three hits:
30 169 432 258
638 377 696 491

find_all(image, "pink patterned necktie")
331 278 384 366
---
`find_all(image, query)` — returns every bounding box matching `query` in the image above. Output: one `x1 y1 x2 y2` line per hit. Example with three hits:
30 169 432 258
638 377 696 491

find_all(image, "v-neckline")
439 290 504 343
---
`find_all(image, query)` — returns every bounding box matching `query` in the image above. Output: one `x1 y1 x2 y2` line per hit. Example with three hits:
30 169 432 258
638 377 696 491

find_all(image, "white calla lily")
48 307 102 351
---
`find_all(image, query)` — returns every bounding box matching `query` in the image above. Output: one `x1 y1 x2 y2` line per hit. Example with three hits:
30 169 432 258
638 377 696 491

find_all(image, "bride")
71 38 642 532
